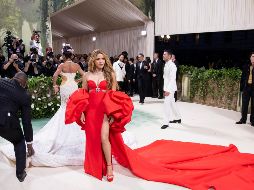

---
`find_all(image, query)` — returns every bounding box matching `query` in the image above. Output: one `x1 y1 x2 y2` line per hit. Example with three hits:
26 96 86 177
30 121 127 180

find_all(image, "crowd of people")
0 38 180 102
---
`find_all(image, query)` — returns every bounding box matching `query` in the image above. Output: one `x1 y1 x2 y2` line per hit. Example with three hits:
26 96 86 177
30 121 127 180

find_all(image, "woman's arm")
111 72 117 91
82 72 88 90
52 63 63 94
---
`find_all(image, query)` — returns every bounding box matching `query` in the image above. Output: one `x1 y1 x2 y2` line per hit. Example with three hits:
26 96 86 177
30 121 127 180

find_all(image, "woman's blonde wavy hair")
88 49 117 90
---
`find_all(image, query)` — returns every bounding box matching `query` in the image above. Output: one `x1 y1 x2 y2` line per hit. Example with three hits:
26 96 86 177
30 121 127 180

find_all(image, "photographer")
40 52 57 76
2 54 24 78
23 48 41 77
12 38 25 58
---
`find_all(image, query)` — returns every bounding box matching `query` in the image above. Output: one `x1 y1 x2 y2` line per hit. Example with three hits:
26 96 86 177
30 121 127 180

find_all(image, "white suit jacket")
113 60 126 82
163 60 177 93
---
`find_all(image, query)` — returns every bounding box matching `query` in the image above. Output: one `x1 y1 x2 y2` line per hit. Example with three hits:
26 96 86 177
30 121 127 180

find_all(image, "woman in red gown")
66 50 254 189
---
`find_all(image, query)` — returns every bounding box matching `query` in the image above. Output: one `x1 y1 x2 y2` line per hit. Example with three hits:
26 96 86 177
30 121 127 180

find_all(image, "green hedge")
28 76 60 119
28 67 242 119
179 65 242 110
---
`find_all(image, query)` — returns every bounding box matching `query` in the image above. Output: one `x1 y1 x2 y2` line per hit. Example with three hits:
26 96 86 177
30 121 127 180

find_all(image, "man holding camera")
0 72 34 182
2 54 23 78
23 48 40 77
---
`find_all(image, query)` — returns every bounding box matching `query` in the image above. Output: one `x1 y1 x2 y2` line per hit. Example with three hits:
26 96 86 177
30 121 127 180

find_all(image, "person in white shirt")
161 50 181 129
113 54 126 91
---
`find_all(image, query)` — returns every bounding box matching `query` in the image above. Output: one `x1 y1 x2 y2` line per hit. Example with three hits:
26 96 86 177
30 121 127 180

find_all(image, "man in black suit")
151 53 164 99
126 58 135 96
236 52 254 126
0 72 34 182
135 53 149 104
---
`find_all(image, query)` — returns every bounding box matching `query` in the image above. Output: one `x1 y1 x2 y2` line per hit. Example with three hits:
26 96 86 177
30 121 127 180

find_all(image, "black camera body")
2 31 15 52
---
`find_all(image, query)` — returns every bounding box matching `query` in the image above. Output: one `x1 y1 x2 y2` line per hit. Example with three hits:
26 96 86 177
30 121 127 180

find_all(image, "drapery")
155 0 254 35
53 22 154 59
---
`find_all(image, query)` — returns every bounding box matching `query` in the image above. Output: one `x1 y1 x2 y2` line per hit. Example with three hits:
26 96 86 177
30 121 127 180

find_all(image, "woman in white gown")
0 46 136 167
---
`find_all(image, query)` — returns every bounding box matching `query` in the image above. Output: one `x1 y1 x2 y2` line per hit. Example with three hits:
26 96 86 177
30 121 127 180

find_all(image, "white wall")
155 0 254 36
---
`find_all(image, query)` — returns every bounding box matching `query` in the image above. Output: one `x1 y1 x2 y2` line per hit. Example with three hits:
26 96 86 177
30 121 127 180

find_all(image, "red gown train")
65 80 254 190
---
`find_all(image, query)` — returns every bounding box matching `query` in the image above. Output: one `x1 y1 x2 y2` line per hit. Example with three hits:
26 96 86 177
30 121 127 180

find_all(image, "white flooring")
1 95 254 190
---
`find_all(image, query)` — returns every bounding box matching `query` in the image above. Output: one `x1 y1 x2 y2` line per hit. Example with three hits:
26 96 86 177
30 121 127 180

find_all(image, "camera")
30 47 38 55
2 31 15 56
3 31 15 47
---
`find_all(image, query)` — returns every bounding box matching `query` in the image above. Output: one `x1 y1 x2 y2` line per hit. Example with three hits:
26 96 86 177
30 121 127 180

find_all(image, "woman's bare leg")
101 114 113 176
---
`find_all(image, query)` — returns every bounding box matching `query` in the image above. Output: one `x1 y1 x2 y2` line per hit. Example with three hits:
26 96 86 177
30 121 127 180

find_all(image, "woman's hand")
53 85 59 94
80 112 86 124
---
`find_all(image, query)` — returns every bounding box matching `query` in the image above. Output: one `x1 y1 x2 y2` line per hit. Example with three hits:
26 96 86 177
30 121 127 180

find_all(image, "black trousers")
0 126 26 176
117 81 125 92
152 76 163 98
137 77 146 103
152 76 158 97
174 91 178 102
241 85 254 123
127 80 134 96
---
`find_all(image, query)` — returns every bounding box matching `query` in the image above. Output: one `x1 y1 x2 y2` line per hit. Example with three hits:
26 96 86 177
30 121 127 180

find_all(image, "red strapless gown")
65 80 254 190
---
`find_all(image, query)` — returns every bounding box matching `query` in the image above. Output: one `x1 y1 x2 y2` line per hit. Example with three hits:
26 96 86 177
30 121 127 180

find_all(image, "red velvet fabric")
65 84 254 189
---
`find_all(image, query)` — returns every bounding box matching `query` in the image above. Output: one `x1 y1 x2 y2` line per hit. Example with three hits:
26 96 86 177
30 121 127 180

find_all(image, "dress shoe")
169 119 181 123
158 96 163 99
235 120 246 124
17 171 27 182
251 123 254 127
161 125 169 129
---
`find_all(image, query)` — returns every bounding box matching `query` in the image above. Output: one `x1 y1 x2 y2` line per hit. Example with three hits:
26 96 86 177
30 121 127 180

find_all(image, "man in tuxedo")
0 72 34 182
161 50 181 129
236 52 254 126
135 53 149 104
126 58 135 96
151 53 164 99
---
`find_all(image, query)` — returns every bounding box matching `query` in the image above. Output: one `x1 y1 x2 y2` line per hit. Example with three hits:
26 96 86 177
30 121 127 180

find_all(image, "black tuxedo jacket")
126 63 135 80
151 59 164 78
0 78 33 142
135 61 149 79
240 63 254 91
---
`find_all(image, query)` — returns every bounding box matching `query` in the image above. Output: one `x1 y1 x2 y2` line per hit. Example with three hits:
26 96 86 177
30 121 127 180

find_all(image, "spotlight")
92 36 96 41
166 35 170 39
141 30 147 36
160 35 164 38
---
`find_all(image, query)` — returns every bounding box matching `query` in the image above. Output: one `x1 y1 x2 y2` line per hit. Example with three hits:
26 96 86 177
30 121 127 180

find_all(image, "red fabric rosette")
65 88 89 127
103 90 134 133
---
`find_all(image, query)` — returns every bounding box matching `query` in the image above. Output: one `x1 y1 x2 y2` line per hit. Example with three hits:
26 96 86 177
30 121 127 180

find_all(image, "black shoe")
251 123 254 127
236 120 246 124
17 171 27 182
169 119 182 123
158 96 163 99
161 125 169 129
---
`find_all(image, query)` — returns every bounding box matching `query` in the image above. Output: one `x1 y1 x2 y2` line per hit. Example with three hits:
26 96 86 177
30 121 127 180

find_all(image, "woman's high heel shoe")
106 164 114 182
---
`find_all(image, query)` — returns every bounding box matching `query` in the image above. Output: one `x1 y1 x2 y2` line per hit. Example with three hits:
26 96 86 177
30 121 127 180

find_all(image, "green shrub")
179 65 241 110
28 75 60 119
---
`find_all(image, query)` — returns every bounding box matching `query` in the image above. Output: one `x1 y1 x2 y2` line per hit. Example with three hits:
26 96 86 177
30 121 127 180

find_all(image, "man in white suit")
161 50 181 129
113 54 126 91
